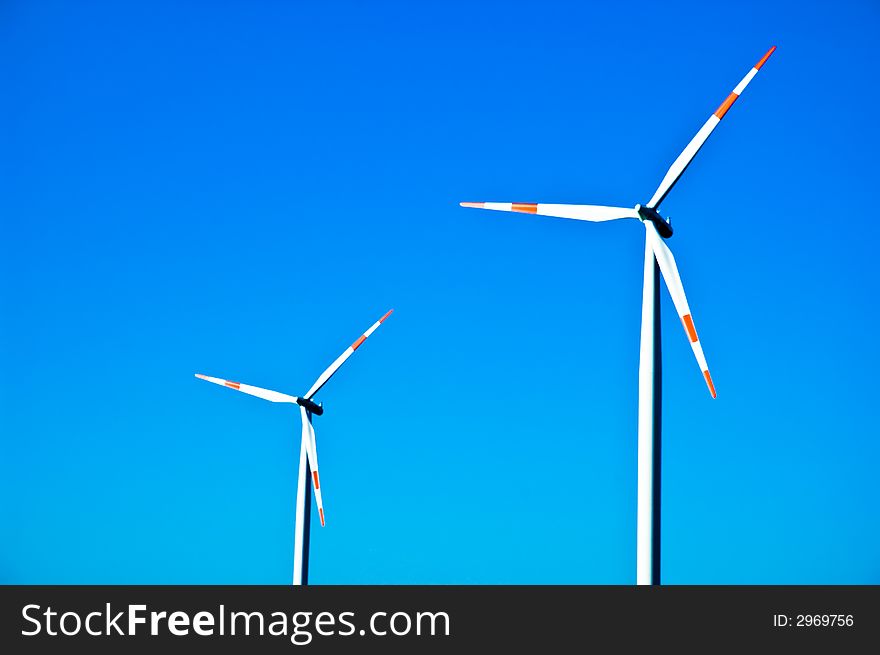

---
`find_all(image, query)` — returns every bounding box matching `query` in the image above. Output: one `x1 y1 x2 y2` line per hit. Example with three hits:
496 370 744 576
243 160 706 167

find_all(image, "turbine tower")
195 309 393 584
461 47 775 585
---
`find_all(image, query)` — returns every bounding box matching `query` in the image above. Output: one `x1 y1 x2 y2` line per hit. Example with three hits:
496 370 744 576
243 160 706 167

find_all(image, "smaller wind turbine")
195 309 393 585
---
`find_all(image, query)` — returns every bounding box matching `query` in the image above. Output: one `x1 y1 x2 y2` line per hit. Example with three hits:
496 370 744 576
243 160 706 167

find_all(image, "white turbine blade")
646 46 776 210
303 309 394 400
300 406 325 527
460 202 639 222
644 222 716 398
195 374 298 403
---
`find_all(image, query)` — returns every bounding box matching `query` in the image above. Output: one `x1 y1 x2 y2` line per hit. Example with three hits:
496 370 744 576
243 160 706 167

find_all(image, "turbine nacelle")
296 396 324 416
635 204 673 239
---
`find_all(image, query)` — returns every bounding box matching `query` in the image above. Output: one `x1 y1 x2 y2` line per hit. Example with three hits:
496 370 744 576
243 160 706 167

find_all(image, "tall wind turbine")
461 47 775 585
195 309 393 585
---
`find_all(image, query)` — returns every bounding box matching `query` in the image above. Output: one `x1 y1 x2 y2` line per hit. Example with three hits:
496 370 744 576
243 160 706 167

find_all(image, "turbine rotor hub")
636 204 673 239
296 397 324 416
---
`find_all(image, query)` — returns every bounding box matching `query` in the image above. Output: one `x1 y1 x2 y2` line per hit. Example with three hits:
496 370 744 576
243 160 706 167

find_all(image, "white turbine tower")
461 47 775 585
195 309 393 585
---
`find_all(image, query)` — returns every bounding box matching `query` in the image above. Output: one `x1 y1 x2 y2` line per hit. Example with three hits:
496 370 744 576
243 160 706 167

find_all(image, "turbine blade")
460 202 639 222
644 223 716 398
646 45 776 209
300 406 325 527
303 309 394 400
195 374 298 403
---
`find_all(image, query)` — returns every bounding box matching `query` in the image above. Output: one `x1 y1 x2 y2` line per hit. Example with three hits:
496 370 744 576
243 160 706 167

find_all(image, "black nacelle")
296 397 324 416
637 205 673 239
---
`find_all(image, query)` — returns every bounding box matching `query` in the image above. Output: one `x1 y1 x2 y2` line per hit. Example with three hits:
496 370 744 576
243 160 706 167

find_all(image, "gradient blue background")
2 0 878 584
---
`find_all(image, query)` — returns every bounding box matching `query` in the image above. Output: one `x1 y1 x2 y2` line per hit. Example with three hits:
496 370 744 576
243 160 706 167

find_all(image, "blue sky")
2 0 879 584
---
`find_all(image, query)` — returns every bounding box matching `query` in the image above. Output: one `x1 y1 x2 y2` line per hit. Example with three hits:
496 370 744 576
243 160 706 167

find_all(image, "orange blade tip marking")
379 309 394 322
511 202 538 214
312 471 320 490
714 92 738 119
351 334 367 351
703 370 717 399
319 508 325 527
195 374 207 380
460 202 484 208
754 45 776 70
681 314 699 343
224 381 241 390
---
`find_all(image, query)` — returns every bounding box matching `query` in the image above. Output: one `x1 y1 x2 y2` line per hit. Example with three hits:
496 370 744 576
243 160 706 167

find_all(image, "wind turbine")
461 47 775 585
195 309 393 585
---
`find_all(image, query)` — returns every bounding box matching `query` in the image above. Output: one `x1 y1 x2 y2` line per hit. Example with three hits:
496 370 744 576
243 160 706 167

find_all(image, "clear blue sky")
2 0 878 584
